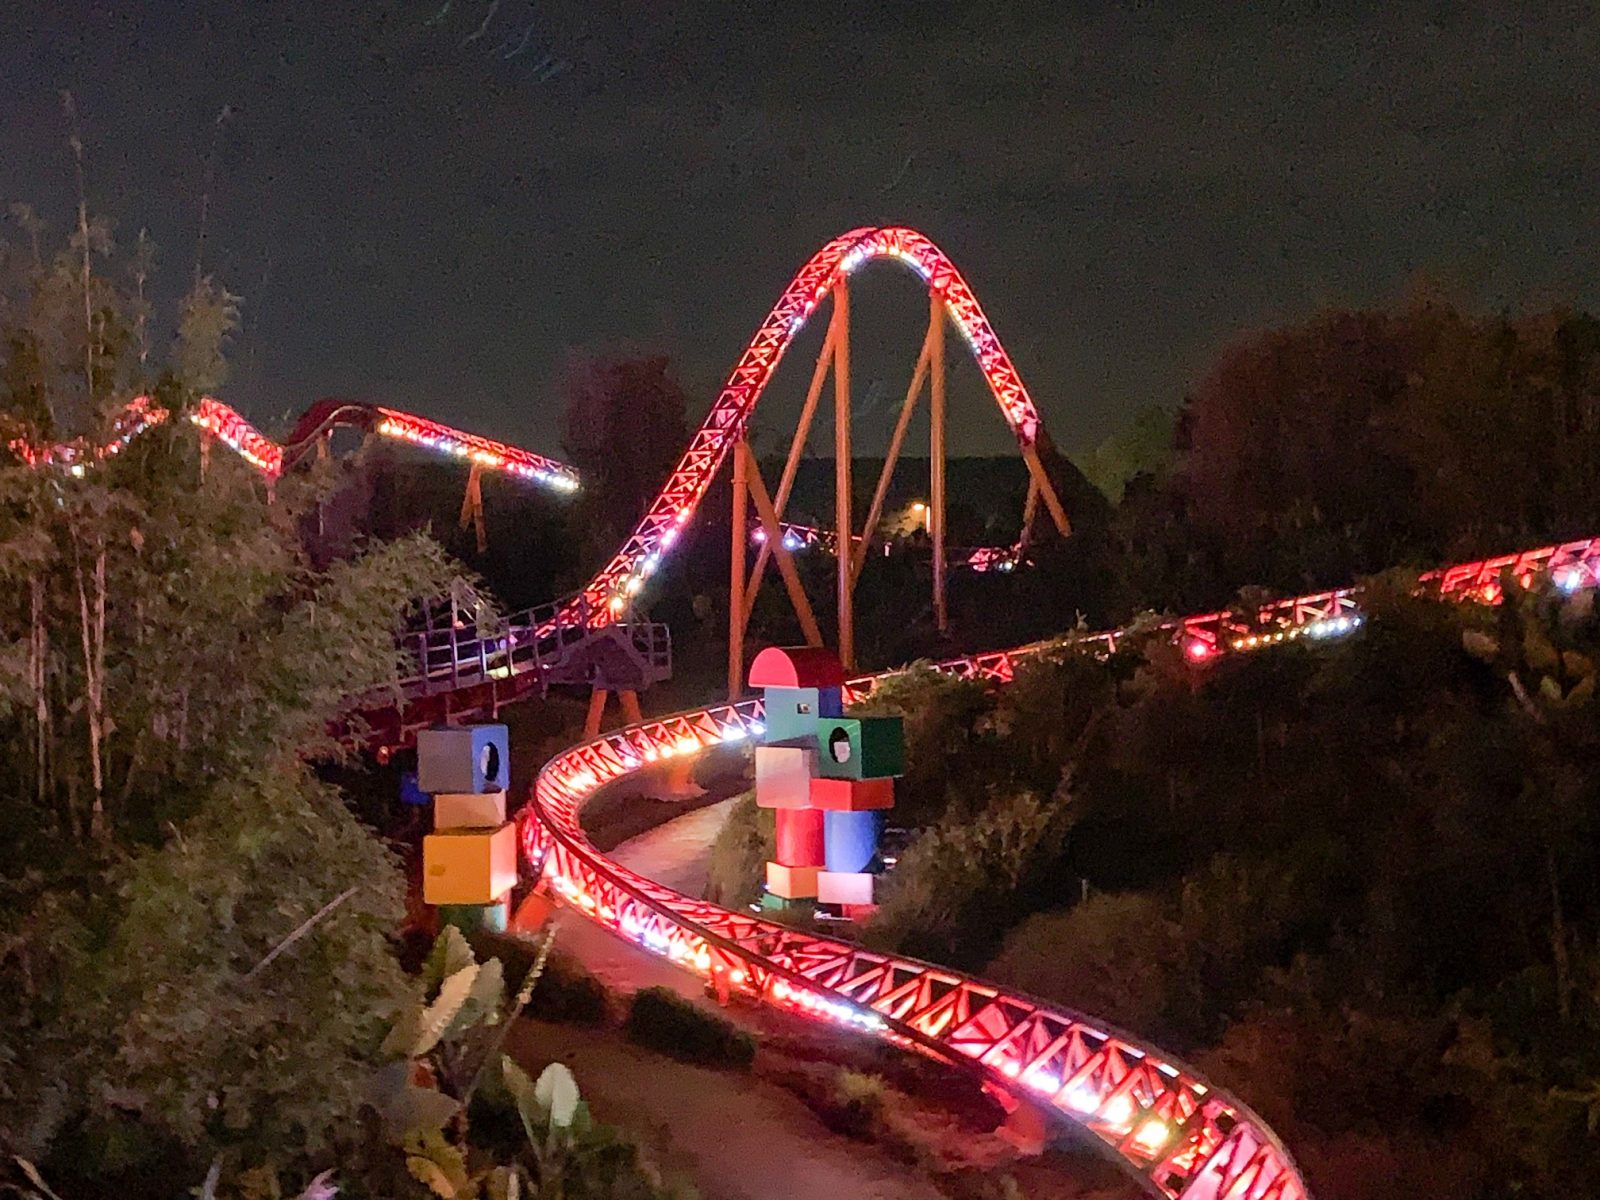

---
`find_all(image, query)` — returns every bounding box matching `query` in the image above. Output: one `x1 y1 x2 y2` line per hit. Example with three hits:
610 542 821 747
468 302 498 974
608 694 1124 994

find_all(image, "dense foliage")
559 354 690 574
1117 297 1600 613
862 579 1600 1198
0 209 456 1192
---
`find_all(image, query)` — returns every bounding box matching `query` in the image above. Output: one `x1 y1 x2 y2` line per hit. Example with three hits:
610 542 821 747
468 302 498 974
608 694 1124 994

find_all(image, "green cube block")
439 901 509 934
759 891 816 916
815 717 904 780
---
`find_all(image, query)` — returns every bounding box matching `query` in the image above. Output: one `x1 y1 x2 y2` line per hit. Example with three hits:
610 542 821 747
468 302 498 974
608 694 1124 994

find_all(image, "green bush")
625 986 755 1068
866 786 1074 969
702 791 772 908
986 895 1181 1034
8 771 413 1179
852 664 996 826
829 1069 888 1138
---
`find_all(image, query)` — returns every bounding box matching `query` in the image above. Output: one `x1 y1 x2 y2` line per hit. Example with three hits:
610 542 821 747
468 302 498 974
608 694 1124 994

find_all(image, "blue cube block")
824 810 883 874
399 771 430 807
417 723 509 795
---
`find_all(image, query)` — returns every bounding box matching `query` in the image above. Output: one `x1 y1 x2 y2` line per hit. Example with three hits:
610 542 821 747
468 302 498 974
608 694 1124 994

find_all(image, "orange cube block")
755 744 816 809
434 790 508 830
808 776 894 811
765 861 821 899
423 823 518 905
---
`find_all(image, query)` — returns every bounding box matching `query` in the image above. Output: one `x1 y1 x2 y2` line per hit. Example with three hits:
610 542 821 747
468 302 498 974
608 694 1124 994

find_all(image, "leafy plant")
376 932 691 1200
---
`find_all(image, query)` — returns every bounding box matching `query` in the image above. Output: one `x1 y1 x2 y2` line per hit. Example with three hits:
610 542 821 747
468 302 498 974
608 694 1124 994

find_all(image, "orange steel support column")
743 318 836 626
1021 444 1072 537
929 288 948 633
834 278 854 670
728 438 749 698
619 689 643 725
582 688 608 738
458 463 487 553
852 333 930 584
741 442 825 648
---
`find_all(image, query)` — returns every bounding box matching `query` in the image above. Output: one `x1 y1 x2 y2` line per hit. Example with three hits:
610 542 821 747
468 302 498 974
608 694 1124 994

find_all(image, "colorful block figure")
749 646 903 916
823 809 882 874
774 807 826 867
815 717 905 780
750 645 845 741
808 776 895 811
439 900 510 934
765 861 821 900
417 723 509 795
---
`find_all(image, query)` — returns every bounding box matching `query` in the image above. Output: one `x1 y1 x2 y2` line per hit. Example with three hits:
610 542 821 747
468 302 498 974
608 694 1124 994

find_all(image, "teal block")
762 686 825 743
759 890 815 916
439 901 509 934
816 717 904 780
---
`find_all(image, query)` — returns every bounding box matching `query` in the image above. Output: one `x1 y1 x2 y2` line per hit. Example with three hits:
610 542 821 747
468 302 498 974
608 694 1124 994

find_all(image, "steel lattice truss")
564 226 1053 625
25 227 1600 1198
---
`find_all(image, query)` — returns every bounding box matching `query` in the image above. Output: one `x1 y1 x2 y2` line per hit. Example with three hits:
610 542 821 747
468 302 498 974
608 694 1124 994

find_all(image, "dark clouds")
0 1 1595 456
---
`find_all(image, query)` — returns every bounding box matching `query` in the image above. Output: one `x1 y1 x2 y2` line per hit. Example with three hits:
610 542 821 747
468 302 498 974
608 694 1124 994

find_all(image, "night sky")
1 2 1596 458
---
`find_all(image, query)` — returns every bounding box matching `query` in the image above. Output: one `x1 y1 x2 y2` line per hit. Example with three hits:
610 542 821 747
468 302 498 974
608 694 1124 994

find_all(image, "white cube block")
755 744 816 809
434 790 508 830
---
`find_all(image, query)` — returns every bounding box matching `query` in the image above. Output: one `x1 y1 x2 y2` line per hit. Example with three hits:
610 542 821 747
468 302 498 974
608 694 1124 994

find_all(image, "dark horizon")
1 1 1595 459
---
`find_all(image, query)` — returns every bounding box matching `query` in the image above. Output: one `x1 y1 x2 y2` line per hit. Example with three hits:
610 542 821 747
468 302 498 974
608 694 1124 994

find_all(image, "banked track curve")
523 227 1313 1200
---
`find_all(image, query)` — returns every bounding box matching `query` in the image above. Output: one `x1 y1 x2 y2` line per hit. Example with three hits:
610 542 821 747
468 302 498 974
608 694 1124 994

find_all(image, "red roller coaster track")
561 226 1051 624
11 393 581 493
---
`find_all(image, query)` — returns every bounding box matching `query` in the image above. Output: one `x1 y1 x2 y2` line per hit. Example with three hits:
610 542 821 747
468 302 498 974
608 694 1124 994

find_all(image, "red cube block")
775 808 826 866
808 776 894 812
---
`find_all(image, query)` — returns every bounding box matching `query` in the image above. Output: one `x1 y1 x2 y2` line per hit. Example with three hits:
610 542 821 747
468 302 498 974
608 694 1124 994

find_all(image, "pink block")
755 744 816 809
817 870 876 906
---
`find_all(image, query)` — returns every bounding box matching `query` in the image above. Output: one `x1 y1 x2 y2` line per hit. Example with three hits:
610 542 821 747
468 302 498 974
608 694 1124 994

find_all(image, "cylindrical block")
775 807 826 866
824 810 882 874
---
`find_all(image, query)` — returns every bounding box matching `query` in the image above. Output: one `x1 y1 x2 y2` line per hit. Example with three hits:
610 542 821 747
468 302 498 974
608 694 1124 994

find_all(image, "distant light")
1184 639 1214 662
1560 568 1585 592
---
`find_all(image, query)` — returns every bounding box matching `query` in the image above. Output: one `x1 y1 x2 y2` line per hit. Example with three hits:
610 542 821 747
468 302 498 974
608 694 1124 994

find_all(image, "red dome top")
748 645 845 689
